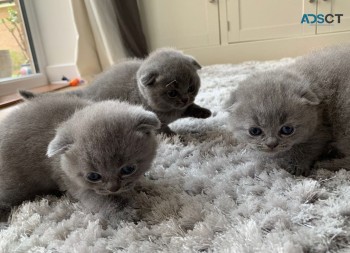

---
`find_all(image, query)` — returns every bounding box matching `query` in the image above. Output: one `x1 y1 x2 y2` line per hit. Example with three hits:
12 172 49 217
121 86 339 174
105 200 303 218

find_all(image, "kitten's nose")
266 138 279 149
181 98 189 104
107 183 121 193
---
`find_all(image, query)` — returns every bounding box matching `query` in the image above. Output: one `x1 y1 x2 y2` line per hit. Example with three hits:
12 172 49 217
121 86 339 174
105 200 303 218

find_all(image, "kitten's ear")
47 132 73 158
136 111 161 133
186 55 202 70
300 90 320 105
224 90 238 111
139 71 158 86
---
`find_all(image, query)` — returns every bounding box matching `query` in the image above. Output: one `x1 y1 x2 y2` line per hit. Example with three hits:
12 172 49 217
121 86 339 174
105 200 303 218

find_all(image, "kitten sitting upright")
225 44 350 176
0 94 160 221
20 48 211 135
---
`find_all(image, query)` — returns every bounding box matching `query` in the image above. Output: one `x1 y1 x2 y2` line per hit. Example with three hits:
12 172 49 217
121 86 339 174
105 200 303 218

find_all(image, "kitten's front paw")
182 104 212 119
192 107 212 119
314 158 350 171
0 204 11 222
158 125 176 136
282 163 311 176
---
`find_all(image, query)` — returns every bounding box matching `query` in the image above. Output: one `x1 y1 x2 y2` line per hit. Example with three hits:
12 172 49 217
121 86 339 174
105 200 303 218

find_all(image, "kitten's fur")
0 94 160 221
20 48 211 135
226 44 350 175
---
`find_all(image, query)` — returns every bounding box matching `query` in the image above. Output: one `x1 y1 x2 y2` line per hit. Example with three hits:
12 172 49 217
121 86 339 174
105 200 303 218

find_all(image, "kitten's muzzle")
181 98 189 104
265 137 279 150
107 184 121 193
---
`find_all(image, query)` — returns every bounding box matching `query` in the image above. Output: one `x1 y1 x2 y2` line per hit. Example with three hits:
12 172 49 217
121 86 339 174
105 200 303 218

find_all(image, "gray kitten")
20 48 211 135
0 94 160 221
226 44 350 176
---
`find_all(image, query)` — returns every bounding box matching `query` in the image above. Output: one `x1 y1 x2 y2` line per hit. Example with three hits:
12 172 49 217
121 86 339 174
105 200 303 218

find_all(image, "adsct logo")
301 14 343 24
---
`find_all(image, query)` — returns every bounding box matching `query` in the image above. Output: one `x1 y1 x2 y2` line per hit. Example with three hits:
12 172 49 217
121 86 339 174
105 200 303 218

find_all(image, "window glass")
0 0 35 81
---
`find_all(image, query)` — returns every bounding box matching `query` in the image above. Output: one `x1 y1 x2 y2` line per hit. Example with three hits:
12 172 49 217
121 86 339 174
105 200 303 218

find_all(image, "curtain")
113 0 148 58
71 0 148 77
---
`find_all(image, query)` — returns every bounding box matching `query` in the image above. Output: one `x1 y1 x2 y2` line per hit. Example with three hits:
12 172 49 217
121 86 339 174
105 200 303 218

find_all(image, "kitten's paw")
314 159 350 171
158 125 177 136
284 165 311 177
0 204 11 222
192 108 212 119
182 104 211 119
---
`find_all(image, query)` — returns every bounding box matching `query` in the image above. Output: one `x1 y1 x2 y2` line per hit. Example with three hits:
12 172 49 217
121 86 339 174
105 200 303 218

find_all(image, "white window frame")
0 0 48 96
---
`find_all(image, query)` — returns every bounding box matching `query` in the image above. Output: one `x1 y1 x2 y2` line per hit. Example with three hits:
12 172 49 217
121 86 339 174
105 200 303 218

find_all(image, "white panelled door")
317 0 350 34
138 0 220 50
226 0 316 43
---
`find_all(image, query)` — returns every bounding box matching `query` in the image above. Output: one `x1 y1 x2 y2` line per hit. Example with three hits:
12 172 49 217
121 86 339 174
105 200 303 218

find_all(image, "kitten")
20 48 211 135
0 94 160 221
225 44 350 176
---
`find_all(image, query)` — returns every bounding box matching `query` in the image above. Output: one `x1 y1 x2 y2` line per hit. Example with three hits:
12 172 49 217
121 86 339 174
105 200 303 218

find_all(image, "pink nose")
266 142 278 149
107 184 121 193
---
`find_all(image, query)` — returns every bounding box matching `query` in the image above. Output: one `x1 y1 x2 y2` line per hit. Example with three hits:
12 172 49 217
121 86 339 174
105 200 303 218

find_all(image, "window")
0 0 47 97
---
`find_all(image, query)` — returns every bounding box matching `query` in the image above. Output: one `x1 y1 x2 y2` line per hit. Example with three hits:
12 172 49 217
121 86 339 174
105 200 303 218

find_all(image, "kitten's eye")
167 90 178 98
249 127 263 136
120 166 136 176
188 85 195 93
280 126 294 135
86 172 102 182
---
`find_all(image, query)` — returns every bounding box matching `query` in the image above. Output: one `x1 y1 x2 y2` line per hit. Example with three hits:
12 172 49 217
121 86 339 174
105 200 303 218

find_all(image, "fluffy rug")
1 58 350 253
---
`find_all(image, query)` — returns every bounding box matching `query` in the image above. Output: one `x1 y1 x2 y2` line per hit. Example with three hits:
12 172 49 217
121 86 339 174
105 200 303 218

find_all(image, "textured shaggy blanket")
1 58 350 253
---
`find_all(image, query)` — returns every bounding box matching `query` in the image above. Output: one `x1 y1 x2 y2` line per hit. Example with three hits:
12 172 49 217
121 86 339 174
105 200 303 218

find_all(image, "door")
138 0 220 50
226 0 316 43
317 0 350 34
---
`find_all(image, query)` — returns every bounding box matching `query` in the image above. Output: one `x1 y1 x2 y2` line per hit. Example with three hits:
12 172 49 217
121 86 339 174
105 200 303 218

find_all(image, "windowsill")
0 83 71 108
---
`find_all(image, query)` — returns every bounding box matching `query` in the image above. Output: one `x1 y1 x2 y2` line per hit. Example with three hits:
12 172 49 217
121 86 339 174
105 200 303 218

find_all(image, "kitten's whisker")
166 80 177 87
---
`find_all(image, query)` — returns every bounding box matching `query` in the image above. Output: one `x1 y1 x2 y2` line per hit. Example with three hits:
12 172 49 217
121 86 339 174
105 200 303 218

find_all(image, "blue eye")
280 126 294 135
86 172 102 182
120 166 136 176
249 127 262 136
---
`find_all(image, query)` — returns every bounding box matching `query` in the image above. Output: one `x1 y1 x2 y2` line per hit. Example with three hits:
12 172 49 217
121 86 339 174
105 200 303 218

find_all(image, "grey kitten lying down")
226 44 350 176
21 48 211 135
0 94 160 221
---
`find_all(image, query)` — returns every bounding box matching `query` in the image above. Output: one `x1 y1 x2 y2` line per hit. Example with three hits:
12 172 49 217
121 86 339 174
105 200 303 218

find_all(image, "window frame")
0 0 48 97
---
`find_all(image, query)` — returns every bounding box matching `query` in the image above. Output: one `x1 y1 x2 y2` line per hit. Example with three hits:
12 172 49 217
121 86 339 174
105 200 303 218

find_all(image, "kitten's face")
137 49 201 111
48 101 160 195
63 131 157 195
227 70 320 156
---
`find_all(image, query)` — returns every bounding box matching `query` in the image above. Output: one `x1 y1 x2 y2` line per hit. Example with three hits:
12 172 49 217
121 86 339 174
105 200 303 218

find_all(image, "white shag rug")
2 58 350 253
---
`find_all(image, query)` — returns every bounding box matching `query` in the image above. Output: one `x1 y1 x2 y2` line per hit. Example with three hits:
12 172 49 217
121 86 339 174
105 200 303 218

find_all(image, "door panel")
317 0 350 34
227 0 316 43
138 0 220 50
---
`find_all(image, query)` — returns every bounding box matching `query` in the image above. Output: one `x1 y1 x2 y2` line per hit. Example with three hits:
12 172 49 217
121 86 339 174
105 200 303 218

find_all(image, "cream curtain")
70 0 129 82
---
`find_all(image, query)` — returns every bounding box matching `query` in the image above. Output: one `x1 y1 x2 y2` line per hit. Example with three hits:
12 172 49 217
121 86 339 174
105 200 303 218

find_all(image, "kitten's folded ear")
139 71 158 86
47 132 74 158
136 111 161 133
186 55 202 70
224 90 238 111
300 89 320 105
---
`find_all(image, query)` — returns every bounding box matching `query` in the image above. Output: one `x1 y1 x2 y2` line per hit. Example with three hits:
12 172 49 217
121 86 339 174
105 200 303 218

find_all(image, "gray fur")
0 94 160 221
226 44 350 175
18 49 211 135
73 48 211 135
